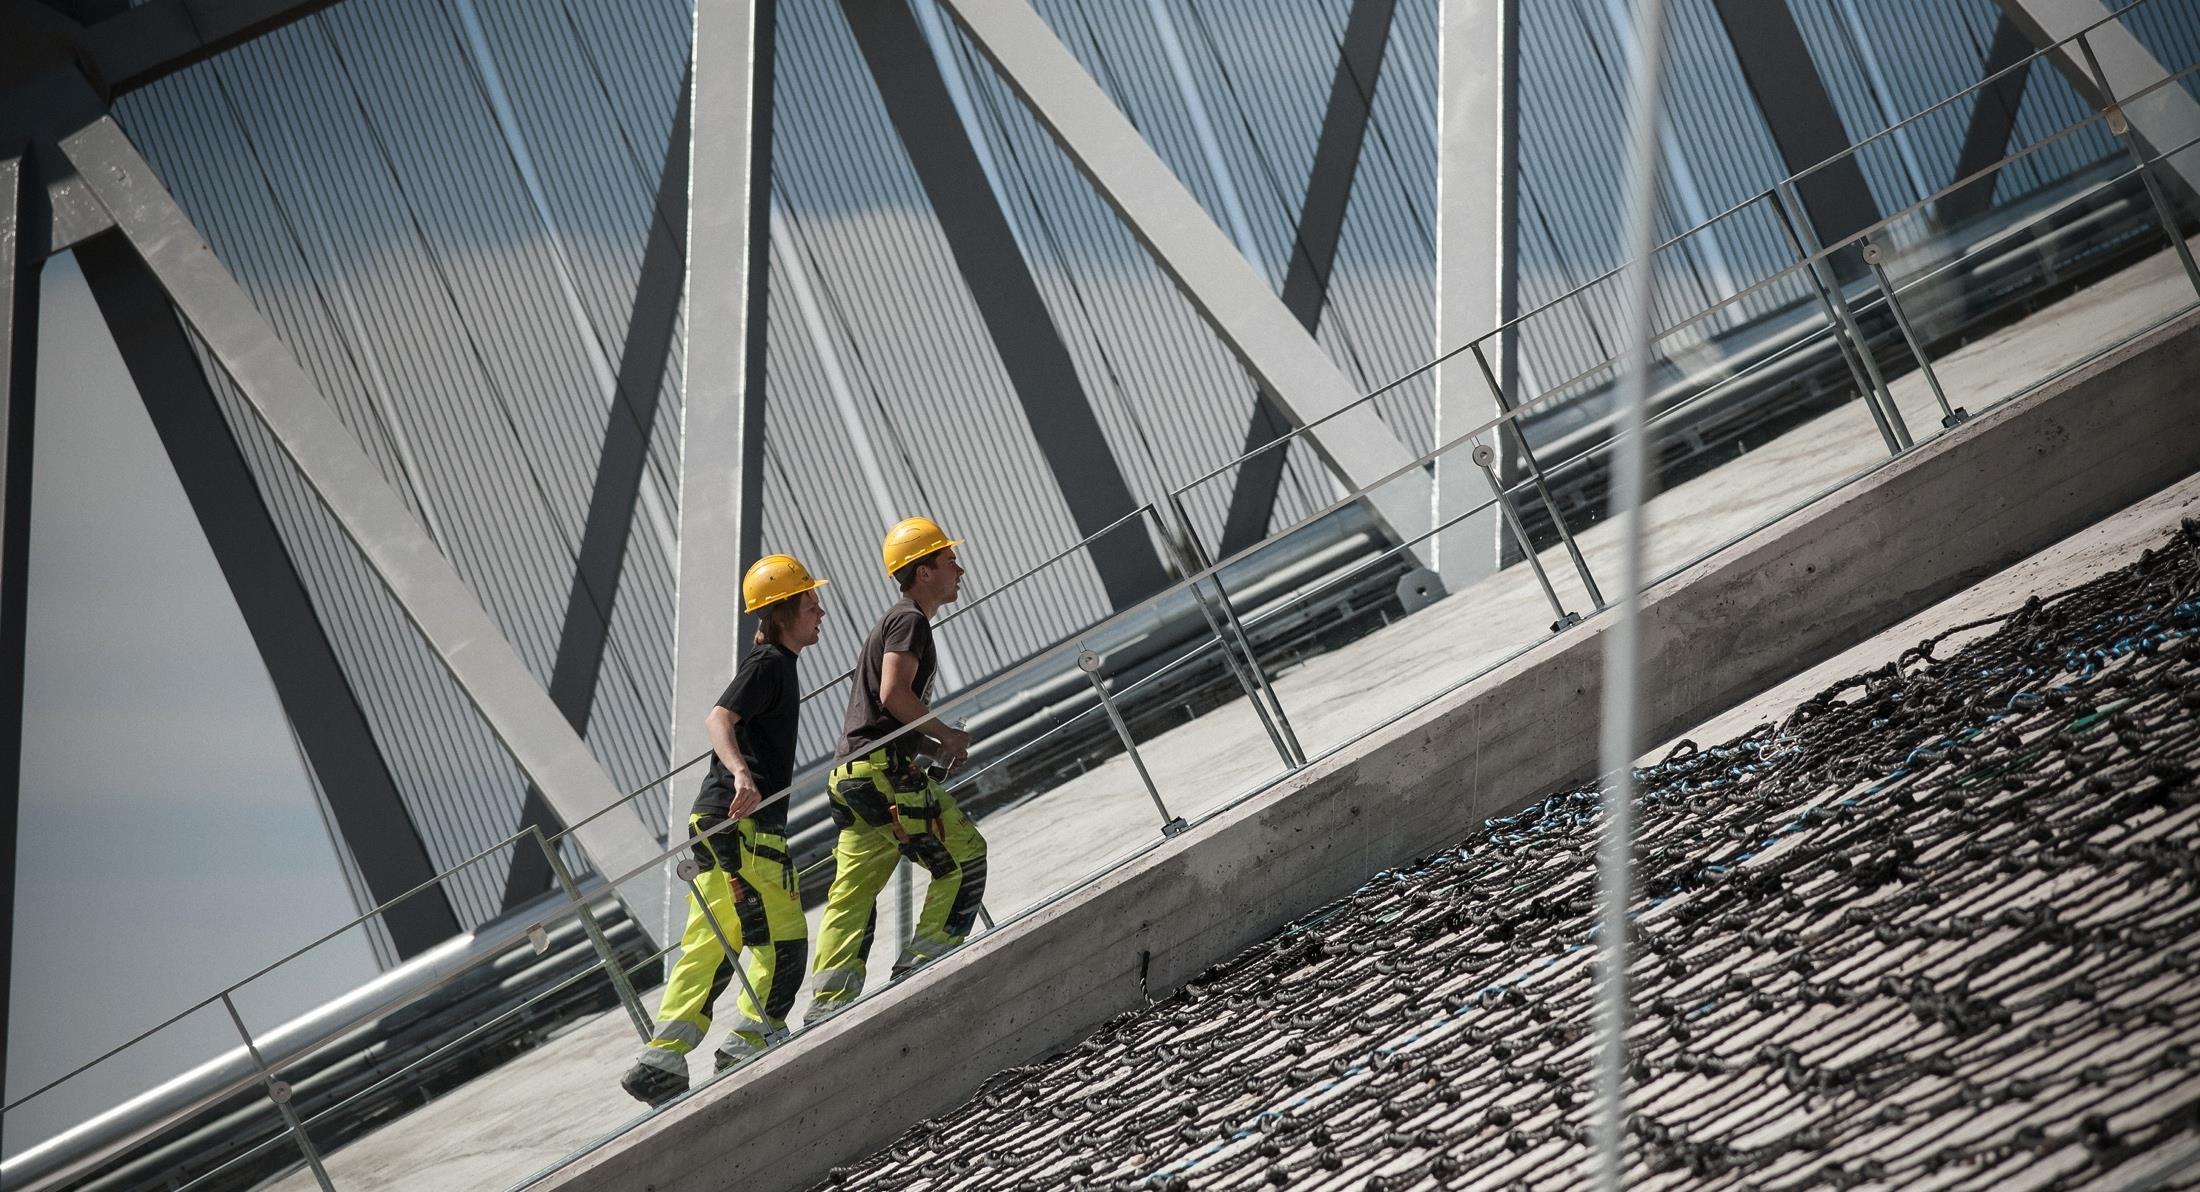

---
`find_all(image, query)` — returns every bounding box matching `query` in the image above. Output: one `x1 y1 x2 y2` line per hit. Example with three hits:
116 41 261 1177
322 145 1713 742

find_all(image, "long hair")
753 594 805 646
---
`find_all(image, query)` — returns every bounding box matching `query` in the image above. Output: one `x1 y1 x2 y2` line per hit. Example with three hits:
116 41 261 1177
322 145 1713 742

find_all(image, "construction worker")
621 554 827 1106
806 517 988 1022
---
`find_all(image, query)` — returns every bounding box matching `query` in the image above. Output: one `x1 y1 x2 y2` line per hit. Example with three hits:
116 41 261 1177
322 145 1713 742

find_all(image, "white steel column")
936 0 1429 549
1434 0 1512 593
673 0 775 944
57 116 666 944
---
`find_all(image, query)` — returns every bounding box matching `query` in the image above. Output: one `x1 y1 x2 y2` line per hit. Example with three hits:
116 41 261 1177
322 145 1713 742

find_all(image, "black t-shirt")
692 642 801 832
836 597 937 763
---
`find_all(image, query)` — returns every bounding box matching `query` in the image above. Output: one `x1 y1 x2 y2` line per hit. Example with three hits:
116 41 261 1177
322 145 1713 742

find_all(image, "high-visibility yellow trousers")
634 814 807 1074
809 750 987 1008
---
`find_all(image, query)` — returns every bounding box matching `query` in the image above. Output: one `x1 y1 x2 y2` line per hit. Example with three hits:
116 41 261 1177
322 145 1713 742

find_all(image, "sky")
4 254 376 1158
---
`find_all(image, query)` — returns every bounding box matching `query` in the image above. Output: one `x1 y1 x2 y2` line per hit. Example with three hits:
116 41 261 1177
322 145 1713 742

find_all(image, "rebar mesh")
819 519 2200 1190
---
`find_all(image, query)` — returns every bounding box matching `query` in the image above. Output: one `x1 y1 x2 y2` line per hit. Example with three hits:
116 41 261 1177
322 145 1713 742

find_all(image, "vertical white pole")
1595 0 1671 1186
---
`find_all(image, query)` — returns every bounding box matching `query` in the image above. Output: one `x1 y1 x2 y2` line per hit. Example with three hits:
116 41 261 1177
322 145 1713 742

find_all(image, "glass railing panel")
1860 123 2200 438
1508 249 1903 585
932 507 1175 669
1660 279 1910 582
1167 433 1305 570
172 1109 331 1192
221 845 546 1040
1196 429 1590 771
1067 614 1293 832
235 895 652 1192
1 1001 248 1191
923 619 1236 928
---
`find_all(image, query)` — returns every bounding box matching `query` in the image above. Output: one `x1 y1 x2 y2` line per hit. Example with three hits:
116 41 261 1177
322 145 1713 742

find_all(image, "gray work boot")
620 1055 689 1106
804 998 856 1029
712 1026 789 1074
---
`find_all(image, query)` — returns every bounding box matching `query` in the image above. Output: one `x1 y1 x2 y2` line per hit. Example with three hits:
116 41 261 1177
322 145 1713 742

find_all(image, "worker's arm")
881 651 969 769
705 705 765 818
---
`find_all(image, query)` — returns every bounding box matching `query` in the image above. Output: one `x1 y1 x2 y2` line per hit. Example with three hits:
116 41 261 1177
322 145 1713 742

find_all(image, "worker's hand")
729 775 764 820
935 727 972 772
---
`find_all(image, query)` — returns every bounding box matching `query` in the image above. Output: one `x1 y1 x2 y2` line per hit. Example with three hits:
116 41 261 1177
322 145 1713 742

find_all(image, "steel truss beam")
669 0 774 943
500 77 695 912
56 114 666 944
83 0 345 95
0 150 47 1130
841 0 1169 608
1990 0 2200 202
1709 0 1882 257
75 230 463 953
936 0 1429 550
1942 14 2038 228
1218 0 1396 559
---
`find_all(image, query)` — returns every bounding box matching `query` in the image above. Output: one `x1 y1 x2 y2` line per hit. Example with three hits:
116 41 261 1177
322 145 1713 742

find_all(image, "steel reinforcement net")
819 519 2200 1191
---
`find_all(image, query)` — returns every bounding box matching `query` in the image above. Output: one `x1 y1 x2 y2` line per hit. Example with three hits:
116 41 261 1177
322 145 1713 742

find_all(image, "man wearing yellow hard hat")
622 554 827 1105
806 516 988 1021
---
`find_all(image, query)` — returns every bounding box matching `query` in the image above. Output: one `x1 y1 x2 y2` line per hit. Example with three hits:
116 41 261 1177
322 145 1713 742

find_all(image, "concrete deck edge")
531 308 2200 1192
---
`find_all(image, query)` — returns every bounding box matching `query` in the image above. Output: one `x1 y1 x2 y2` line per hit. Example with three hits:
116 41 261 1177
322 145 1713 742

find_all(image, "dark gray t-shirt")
836 597 936 762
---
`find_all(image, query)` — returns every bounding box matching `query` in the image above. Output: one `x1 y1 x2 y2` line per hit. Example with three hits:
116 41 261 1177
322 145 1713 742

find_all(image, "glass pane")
2 1001 243 1188
1508 220 1909 591
1853 89 2200 442
1211 428 1593 770
1074 603 1295 831
924 617 1231 928
1167 432 1288 568
239 895 654 1192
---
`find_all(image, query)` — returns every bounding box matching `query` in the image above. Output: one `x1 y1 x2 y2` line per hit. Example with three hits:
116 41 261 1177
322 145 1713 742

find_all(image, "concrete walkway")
261 240 2200 1192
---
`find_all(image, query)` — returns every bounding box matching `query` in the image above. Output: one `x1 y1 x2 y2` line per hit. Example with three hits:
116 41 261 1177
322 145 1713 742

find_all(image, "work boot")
804 998 855 1029
620 1058 689 1107
712 1027 789 1075
890 934 960 981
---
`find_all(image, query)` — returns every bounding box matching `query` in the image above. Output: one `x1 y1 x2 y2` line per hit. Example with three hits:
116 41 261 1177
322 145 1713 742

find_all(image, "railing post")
220 992 336 1192
1468 340 1605 610
672 843 768 1016
529 827 653 1042
1856 237 1964 428
1771 183 1913 455
1474 440 1579 631
1078 646 1187 837
895 858 914 957
2074 33 2200 301
1160 497 1306 768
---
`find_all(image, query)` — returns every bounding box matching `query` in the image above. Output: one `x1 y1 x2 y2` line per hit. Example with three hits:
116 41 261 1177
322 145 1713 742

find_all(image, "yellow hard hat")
881 516 963 578
742 554 828 614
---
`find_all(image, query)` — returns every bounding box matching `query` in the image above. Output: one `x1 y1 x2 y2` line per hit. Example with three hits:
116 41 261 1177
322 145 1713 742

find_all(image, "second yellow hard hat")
742 554 828 613
881 516 962 578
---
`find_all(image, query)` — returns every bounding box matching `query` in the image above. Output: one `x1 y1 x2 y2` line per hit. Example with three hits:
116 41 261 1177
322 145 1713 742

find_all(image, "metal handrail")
1172 56 2192 537
1167 0 2188 498
11 0 2194 1141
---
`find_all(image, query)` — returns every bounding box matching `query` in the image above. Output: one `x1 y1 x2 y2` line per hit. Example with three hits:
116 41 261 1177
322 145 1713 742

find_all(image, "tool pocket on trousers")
689 813 731 872
900 833 958 879
836 776 896 829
